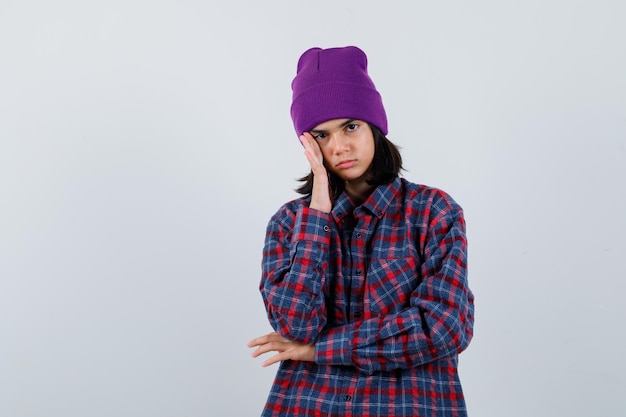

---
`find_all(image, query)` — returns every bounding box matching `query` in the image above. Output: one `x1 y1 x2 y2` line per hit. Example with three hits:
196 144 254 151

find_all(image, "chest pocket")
365 257 420 316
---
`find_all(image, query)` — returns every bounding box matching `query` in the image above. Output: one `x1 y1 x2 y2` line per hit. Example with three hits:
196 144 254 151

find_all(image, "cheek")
363 139 376 162
318 144 333 161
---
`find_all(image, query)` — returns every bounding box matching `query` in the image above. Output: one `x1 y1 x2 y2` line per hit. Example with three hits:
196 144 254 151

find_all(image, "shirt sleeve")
314 195 475 375
260 204 332 345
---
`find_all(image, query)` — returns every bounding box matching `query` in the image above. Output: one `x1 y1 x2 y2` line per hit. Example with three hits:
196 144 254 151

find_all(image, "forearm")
261 206 332 344
314 298 473 374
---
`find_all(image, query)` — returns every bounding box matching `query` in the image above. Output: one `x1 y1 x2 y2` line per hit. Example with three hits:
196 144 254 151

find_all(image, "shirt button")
323 225 330 232
353 311 361 318
344 395 352 401
355 269 362 276
356 232 362 239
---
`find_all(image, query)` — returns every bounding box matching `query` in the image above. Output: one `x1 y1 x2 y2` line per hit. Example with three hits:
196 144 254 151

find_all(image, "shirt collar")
331 177 401 221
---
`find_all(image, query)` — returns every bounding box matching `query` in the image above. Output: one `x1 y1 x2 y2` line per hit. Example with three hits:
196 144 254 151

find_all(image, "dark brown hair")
296 123 403 201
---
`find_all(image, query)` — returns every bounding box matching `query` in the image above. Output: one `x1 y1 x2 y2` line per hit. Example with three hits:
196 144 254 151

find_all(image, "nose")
329 132 350 154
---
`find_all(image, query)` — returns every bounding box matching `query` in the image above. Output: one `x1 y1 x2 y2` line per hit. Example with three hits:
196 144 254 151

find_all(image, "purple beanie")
290 46 388 136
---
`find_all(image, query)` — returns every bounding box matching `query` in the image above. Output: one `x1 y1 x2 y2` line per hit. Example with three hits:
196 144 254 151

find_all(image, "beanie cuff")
290 81 388 136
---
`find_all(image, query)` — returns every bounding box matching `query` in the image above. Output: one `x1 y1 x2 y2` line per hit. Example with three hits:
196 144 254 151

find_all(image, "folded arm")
314 203 474 374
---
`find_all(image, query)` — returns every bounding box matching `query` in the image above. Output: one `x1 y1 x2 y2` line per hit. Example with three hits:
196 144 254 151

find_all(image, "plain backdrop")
1 1 625 416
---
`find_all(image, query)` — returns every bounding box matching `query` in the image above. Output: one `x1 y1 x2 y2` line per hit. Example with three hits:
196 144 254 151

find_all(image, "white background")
1 1 625 416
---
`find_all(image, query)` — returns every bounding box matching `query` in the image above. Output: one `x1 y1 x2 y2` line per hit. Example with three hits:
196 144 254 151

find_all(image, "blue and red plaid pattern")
259 177 474 416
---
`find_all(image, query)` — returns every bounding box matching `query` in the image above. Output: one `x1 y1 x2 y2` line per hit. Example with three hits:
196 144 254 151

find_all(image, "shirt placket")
348 210 372 323
348 210 374 413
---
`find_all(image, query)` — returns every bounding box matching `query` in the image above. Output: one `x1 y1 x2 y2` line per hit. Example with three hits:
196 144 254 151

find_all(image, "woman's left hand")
247 332 315 367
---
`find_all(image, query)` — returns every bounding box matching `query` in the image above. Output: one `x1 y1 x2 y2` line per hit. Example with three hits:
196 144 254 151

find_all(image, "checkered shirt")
259 177 474 416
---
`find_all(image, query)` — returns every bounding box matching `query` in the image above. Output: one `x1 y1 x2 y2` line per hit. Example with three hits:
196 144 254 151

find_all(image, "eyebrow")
309 119 356 134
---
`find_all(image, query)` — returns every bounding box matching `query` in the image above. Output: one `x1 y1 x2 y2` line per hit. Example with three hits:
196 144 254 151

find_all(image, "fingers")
253 343 308 367
250 339 288 358
261 352 285 367
247 332 315 367
299 132 317 153
300 133 325 173
247 332 288 360
247 332 284 348
300 133 332 212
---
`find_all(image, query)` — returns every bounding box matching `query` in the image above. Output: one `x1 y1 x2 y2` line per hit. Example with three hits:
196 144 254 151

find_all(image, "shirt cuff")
314 324 355 366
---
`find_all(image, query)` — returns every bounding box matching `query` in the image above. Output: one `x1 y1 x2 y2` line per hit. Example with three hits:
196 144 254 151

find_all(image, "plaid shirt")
260 177 474 417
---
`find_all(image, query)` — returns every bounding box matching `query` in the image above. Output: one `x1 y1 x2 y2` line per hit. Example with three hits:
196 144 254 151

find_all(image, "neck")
345 179 375 206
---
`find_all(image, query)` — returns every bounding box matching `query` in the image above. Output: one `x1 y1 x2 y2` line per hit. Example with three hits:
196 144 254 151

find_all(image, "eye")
345 123 358 132
311 132 328 140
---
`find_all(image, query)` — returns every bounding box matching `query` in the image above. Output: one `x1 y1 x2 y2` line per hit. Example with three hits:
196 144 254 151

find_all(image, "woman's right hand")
300 132 332 213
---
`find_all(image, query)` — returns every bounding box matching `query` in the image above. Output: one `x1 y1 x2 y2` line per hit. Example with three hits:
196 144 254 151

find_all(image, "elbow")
428 310 474 357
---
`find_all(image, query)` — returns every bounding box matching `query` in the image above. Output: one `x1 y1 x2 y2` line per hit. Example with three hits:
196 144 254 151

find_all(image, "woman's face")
309 118 375 183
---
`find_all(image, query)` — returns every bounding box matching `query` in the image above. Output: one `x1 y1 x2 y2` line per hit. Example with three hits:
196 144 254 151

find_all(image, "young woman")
248 46 475 417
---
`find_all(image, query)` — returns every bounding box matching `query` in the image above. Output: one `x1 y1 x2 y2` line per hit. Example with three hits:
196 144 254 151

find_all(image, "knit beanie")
290 46 388 136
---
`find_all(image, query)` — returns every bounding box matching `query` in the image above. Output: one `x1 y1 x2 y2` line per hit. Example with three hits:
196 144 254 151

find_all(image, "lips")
336 159 357 169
